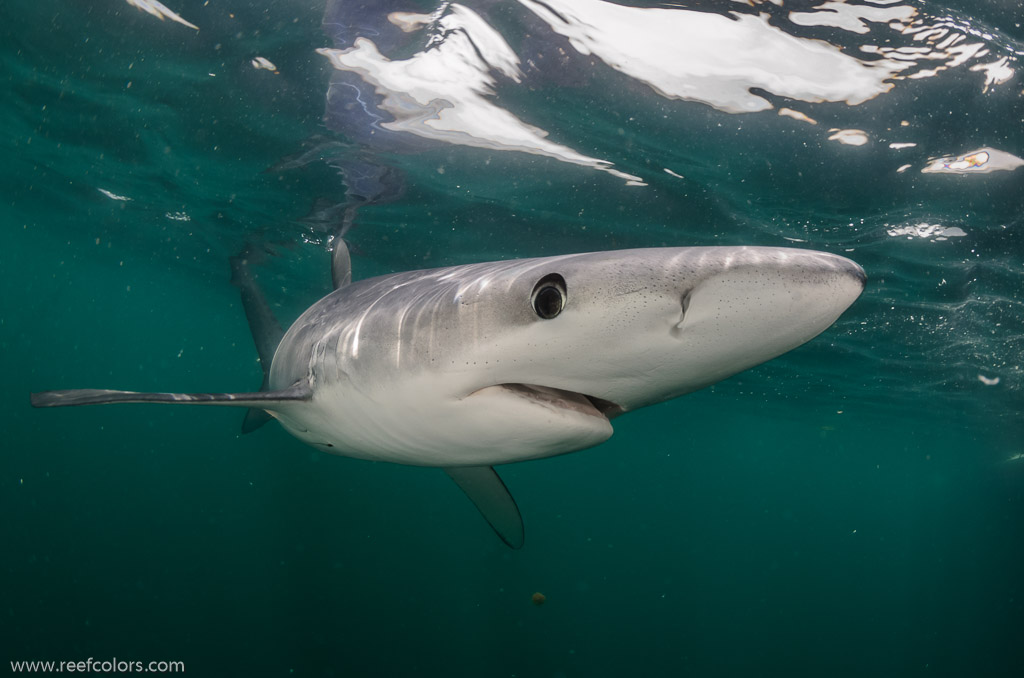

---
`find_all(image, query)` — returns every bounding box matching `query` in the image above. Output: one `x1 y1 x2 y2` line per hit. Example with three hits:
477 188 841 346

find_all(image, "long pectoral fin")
444 466 525 550
30 381 312 409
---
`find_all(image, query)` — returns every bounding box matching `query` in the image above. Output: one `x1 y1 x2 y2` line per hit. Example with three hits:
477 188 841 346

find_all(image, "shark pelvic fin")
445 466 525 549
241 407 275 434
30 381 312 409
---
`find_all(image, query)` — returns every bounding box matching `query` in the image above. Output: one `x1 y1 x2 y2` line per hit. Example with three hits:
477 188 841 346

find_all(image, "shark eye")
531 273 566 319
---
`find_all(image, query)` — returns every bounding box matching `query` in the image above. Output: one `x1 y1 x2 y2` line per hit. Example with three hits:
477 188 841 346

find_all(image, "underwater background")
2 0 1023 675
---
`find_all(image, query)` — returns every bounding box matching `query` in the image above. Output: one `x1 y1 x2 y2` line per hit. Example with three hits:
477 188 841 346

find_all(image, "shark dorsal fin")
331 237 352 290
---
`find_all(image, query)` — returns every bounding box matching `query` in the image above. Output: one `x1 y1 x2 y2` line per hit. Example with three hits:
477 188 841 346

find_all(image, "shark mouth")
495 383 624 420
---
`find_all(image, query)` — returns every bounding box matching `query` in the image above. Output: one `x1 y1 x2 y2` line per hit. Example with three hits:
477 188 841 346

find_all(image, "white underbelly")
271 379 613 467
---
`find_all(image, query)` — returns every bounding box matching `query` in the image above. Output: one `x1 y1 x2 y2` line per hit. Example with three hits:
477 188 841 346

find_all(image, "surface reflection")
315 0 1015 204
921 147 1024 175
519 0 903 112
124 0 197 30
317 4 645 185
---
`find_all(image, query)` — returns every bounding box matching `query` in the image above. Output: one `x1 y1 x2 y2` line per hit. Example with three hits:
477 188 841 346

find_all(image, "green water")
3 1 1023 676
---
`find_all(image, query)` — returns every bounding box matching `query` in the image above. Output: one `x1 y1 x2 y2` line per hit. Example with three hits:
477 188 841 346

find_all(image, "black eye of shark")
531 273 566 319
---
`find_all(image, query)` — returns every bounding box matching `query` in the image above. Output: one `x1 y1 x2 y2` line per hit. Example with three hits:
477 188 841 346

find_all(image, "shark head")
268 246 865 466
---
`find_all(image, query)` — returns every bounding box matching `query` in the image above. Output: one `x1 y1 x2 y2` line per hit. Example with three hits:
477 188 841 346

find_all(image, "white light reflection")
789 1 916 35
828 129 869 146
98 188 131 201
317 4 645 186
316 0 1016 185
921 147 1024 175
864 12 1017 88
124 0 198 31
886 223 967 240
779 108 818 125
970 57 1014 93
519 0 905 113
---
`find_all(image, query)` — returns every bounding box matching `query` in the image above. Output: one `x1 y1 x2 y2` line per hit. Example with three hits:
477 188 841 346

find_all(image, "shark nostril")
680 291 692 318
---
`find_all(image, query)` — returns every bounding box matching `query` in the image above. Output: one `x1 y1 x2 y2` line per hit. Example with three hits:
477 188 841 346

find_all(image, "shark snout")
655 249 865 396
674 250 864 332
847 258 868 288
830 251 867 289
821 252 867 313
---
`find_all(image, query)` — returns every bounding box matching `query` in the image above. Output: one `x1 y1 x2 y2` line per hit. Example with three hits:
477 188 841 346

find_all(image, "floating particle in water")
977 374 1000 386
251 56 279 73
98 188 131 201
531 592 546 606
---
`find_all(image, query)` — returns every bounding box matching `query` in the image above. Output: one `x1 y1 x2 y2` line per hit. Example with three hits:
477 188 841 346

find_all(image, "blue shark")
32 244 865 547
